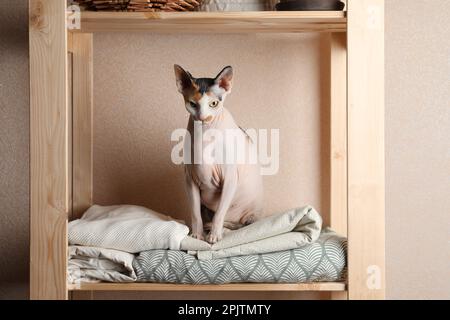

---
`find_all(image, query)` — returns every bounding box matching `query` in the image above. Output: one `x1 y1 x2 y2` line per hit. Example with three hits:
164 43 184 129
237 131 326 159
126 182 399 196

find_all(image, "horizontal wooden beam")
68 282 346 292
71 11 347 33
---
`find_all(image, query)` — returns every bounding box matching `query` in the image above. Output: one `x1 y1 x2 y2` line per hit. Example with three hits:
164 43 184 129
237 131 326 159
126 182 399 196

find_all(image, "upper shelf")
71 11 347 33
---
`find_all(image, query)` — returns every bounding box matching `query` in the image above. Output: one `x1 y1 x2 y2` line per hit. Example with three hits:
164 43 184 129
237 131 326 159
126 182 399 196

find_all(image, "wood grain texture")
330 291 349 300
68 282 346 292
72 33 94 219
67 31 73 53
330 33 348 237
68 52 73 221
347 0 385 300
329 33 348 301
29 0 69 300
72 11 347 33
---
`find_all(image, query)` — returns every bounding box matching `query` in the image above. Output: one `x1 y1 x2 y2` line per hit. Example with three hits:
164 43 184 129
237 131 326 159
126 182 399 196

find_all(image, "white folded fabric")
68 205 189 253
69 204 322 261
181 206 323 260
68 246 136 284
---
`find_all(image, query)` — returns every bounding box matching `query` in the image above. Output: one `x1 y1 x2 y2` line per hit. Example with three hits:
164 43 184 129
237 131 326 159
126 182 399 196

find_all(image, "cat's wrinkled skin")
174 65 264 244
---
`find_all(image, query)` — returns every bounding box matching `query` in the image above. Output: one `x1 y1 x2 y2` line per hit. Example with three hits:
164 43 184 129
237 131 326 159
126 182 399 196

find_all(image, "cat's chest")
190 164 222 190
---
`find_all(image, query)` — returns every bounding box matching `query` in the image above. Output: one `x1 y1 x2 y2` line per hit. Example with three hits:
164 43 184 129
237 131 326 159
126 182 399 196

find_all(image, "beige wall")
385 0 450 300
0 0 449 300
0 0 29 300
92 32 331 226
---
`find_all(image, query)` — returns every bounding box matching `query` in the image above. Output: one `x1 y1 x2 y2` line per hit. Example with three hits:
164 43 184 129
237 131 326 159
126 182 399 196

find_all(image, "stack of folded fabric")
68 204 347 284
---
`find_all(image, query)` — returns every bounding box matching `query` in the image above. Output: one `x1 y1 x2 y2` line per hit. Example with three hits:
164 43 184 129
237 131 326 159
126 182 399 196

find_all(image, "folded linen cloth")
68 205 189 253
68 246 137 284
181 205 322 260
69 204 322 260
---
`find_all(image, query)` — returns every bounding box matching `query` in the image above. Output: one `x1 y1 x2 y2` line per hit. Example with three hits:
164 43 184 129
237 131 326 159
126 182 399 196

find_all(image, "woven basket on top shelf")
74 0 202 12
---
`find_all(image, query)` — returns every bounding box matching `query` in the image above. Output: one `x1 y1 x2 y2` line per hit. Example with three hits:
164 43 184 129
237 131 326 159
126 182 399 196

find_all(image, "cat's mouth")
197 115 214 124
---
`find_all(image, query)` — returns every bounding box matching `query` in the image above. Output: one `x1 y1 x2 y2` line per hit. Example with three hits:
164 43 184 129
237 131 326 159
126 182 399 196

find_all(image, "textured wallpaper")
92 32 331 225
385 0 450 300
0 0 29 300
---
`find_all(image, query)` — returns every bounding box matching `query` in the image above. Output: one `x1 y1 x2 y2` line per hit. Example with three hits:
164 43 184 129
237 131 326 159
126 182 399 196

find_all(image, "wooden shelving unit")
30 0 385 300
75 11 347 33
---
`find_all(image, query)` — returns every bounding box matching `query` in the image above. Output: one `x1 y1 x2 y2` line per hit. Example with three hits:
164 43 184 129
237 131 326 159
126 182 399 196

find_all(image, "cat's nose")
199 115 213 123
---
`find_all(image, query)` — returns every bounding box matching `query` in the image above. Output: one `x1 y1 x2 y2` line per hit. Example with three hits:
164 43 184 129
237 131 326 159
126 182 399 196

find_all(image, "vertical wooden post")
72 33 94 219
30 0 69 300
347 0 385 299
70 33 94 300
330 33 348 237
329 32 348 301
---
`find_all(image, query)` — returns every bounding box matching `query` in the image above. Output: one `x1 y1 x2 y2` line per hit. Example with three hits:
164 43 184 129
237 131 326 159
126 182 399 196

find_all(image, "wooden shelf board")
68 282 346 291
71 11 347 33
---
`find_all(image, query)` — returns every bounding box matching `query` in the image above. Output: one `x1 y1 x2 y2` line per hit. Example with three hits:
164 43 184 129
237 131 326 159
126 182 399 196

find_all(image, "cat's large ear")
214 66 233 92
174 64 194 94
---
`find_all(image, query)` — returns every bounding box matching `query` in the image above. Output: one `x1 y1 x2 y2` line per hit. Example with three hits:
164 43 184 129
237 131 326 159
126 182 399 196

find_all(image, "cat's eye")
189 101 197 108
209 100 219 108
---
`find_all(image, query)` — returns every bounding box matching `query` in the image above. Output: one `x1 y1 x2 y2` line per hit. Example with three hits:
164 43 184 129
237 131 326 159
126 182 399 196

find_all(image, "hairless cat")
174 65 264 244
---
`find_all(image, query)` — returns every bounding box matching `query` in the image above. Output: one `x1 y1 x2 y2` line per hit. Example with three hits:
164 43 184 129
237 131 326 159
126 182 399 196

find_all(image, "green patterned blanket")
133 229 347 284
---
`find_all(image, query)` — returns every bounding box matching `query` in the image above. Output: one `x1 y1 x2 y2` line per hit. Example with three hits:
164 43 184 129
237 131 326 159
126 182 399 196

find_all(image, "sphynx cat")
174 65 263 244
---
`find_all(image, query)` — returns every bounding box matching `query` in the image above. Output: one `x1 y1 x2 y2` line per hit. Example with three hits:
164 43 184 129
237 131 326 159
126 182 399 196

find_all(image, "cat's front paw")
190 231 205 241
206 229 223 244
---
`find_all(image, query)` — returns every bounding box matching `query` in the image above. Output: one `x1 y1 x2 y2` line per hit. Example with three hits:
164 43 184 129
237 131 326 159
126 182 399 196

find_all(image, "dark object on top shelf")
275 0 345 11
73 0 203 12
